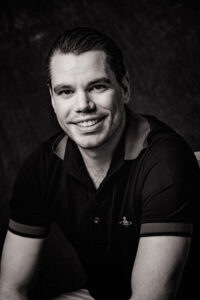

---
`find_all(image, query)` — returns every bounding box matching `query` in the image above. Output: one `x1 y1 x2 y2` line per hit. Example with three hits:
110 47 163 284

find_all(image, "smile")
76 119 102 127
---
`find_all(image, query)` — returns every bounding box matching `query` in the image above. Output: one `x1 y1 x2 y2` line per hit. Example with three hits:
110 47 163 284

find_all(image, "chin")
76 137 107 150
77 141 103 150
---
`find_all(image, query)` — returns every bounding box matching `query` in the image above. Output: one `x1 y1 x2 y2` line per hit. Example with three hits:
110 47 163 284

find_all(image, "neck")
79 142 113 172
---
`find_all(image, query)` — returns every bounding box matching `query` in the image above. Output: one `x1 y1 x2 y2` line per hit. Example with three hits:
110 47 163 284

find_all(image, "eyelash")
89 84 107 91
58 90 73 95
57 84 108 96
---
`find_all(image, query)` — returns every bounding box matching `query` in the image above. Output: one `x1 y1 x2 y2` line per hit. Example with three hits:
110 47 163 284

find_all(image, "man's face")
50 50 129 150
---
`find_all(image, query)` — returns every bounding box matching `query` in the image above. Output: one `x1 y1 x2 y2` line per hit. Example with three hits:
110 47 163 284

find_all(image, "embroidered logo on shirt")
119 216 132 227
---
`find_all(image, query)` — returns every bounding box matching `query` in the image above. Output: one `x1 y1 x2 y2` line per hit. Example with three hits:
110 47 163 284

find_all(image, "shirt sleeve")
9 148 51 238
140 138 200 237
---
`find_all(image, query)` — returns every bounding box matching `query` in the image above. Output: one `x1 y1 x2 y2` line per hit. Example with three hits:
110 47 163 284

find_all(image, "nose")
75 91 95 113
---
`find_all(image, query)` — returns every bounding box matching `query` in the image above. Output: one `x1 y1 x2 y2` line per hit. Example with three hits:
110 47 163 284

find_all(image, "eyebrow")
87 77 111 86
53 85 73 94
53 77 112 94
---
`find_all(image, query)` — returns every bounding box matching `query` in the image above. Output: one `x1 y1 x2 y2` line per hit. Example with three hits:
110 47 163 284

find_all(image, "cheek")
110 93 125 115
97 90 122 111
53 100 71 118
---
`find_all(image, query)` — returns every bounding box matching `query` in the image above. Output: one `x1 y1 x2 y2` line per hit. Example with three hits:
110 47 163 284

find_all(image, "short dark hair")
45 27 126 84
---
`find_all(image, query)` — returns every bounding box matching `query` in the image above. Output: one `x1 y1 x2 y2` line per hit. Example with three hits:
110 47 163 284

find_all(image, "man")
0 27 199 300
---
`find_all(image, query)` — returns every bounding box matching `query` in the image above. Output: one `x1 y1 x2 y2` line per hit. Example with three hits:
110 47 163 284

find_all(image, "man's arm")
0 230 45 300
129 235 191 300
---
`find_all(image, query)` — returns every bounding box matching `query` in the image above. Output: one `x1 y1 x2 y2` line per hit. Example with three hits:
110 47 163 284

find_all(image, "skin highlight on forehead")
51 50 105 77
49 50 119 90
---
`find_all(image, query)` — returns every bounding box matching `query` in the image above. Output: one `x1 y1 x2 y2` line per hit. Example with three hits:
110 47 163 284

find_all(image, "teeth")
77 119 99 127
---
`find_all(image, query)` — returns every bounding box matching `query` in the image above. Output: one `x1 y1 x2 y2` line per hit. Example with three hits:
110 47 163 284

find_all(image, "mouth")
75 117 105 128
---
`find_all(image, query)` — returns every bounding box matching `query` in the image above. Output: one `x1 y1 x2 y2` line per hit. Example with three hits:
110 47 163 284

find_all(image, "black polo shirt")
9 108 199 300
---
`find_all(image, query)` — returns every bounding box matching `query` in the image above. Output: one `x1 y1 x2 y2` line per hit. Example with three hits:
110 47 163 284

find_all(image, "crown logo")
119 216 132 227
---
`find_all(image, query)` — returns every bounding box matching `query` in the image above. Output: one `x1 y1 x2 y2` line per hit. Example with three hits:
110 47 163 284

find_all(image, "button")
94 216 100 224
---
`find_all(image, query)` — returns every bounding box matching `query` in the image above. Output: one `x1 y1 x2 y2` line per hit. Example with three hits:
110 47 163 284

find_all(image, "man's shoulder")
138 114 199 174
125 106 180 142
124 108 188 161
141 114 188 149
22 131 64 168
126 109 197 167
143 114 179 136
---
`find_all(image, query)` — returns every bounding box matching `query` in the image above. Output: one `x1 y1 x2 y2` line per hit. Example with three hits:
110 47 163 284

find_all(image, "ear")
121 72 130 104
48 83 56 112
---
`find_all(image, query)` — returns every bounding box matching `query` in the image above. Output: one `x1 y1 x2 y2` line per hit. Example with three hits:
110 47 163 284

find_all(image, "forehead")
50 50 111 82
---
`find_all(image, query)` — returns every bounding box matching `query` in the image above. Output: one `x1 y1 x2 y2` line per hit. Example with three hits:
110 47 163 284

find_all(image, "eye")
89 84 108 92
59 90 73 95
57 89 74 97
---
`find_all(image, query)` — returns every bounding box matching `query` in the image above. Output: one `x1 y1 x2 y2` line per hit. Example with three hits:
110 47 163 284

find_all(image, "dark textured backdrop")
0 0 200 297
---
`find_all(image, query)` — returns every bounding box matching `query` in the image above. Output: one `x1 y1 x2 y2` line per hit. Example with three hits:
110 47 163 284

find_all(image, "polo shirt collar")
52 106 150 163
124 107 150 160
